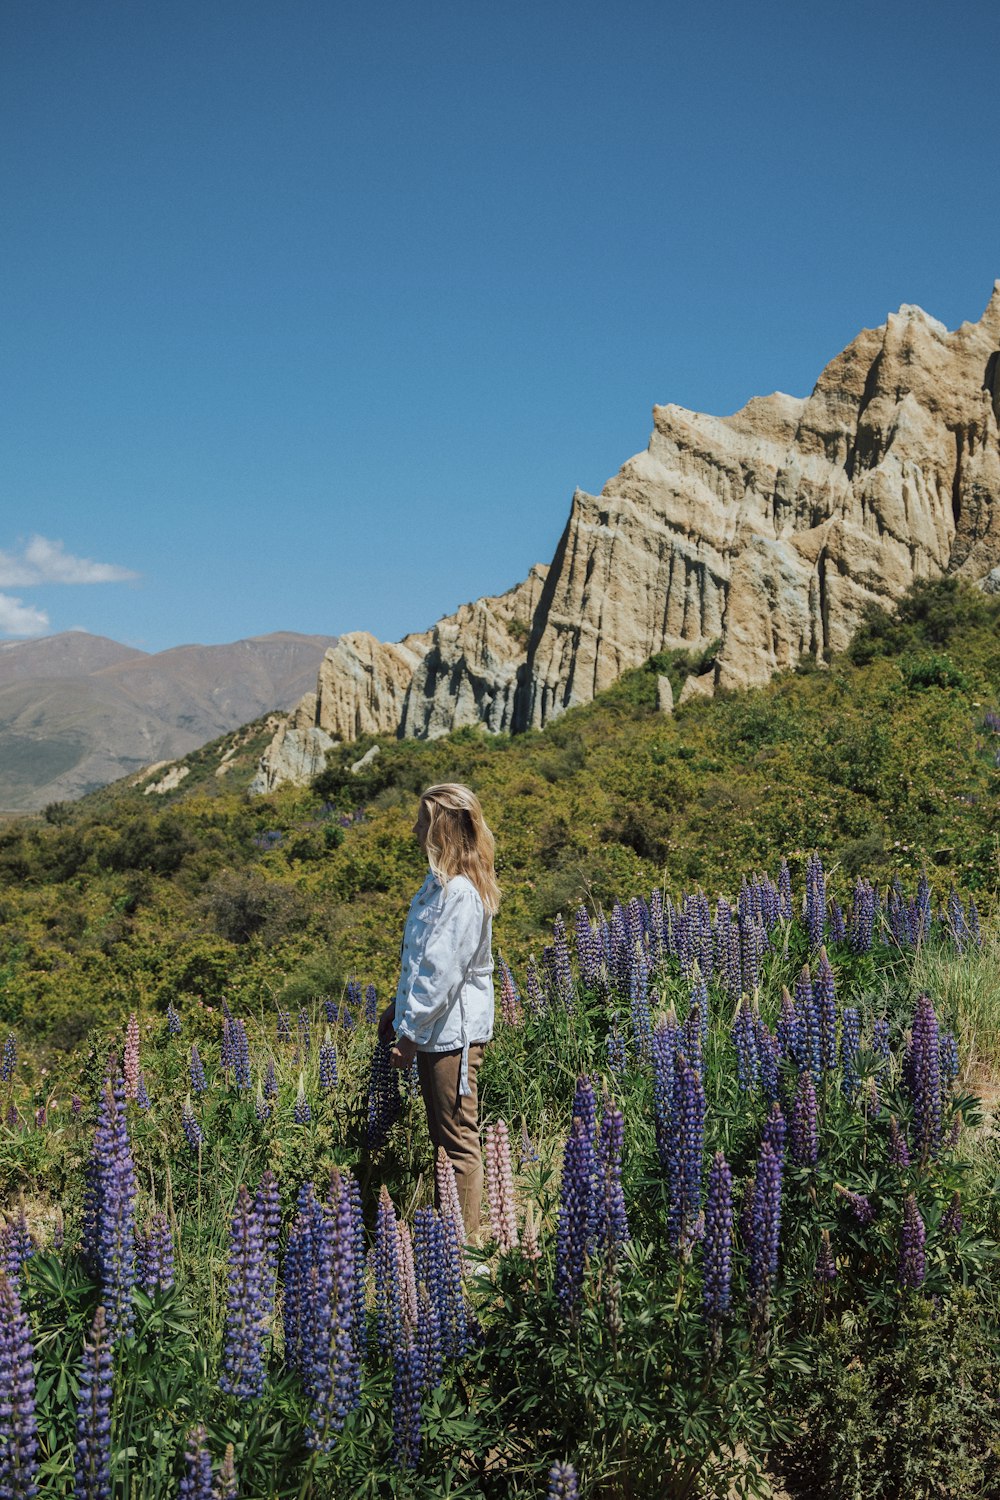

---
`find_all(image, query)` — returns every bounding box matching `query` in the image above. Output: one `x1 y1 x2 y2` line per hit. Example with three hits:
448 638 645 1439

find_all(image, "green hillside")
1 578 998 1054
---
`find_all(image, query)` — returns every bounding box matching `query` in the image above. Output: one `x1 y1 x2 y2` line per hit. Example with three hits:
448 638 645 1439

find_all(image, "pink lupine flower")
485 1119 519 1252
123 1013 141 1102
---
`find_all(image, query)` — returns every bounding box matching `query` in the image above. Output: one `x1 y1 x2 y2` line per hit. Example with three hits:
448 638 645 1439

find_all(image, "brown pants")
417 1044 485 1239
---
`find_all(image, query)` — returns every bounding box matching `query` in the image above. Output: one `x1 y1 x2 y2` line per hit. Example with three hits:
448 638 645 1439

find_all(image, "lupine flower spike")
548 1462 579 1499
485 1120 519 1252
123 1012 141 1101
0 1269 39 1499
73 1305 112 1500
178 1424 214 1500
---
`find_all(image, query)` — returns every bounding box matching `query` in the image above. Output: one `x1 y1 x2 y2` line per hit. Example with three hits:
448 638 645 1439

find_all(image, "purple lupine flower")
702 1152 733 1321
840 1007 861 1104
828 899 847 945
758 1025 780 1102
804 853 826 949
297 1008 311 1058
794 965 822 1076
724 921 742 1004
181 1099 203 1152
136 1212 174 1296
731 1000 760 1091
178 1424 214 1500
888 1115 911 1168
231 1018 251 1090
575 906 601 986
790 1072 819 1167
775 988 798 1059
5 1104 18 1130
777 858 793 920
908 993 942 1159
739 917 760 996
306 1173 363 1451
254 1170 281 1319
814 1229 837 1282
263 1058 279 1100
916 870 932 940
682 1004 704 1078
366 1037 402 1149
73 1304 112 1500
667 1053 705 1250
762 1102 786 1161
899 1194 926 1290
220 1018 235 1073
166 1002 182 1036
746 1142 783 1307
628 944 652 1059
391 1333 423 1470
872 1018 890 1059
836 1186 874 1224
364 984 378 1025
319 1041 338 1091
2 1032 17 1083
2 1210 34 1282
814 948 837 1071
550 915 575 1009
254 1087 272 1123
523 956 546 1015
690 971 709 1043
947 888 967 953
939 1031 959 1087
555 1119 593 1320
849 878 876 954
414 1283 442 1395
89 1079 138 1337
650 1019 680 1166
372 1186 402 1358
548 1462 579 1500
283 1184 323 1380
220 1185 267 1401
0 1269 39 1499
188 1044 207 1095
276 1009 291 1044
595 1102 630 1249
941 1191 963 1236
606 1027 627 1076
135 1073 150 1111
293 1080 312 1125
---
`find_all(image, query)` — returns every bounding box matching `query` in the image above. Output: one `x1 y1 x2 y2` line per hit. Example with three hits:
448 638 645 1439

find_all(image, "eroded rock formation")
255 285 1000 789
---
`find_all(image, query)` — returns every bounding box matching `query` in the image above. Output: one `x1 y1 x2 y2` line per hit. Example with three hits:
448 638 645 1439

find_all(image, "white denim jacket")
393 870 494 1095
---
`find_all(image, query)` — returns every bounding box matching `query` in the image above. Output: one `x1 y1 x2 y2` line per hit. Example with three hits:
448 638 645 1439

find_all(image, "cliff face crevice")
253 285 1000 790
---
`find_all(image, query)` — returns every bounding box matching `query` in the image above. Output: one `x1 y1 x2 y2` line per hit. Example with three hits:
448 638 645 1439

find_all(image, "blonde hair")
420 783 501 915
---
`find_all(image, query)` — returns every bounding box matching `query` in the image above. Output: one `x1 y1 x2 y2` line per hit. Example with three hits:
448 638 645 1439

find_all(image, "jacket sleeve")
395 884 483 1047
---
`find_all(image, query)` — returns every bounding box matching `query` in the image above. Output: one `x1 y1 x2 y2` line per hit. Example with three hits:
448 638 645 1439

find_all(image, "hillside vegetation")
0 579 998 1054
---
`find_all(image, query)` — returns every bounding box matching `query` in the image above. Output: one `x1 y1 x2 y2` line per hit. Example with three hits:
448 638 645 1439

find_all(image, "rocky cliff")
255 285 1000 789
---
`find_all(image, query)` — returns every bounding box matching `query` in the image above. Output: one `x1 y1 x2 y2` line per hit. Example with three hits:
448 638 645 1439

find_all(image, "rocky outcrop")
256 285 1000 788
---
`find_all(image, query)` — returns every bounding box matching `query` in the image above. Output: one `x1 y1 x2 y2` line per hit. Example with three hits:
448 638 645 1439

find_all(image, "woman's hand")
389 1036 418 1070
377 1004 396 1044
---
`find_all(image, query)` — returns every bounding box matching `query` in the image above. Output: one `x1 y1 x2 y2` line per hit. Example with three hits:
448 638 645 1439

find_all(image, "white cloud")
0 534 138 586
0 592 49 636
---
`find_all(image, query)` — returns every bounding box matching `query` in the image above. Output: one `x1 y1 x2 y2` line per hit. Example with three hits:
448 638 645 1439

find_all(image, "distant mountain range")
0 630 337 812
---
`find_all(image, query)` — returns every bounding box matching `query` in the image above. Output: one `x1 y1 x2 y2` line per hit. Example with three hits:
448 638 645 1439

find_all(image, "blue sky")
2 0 998 651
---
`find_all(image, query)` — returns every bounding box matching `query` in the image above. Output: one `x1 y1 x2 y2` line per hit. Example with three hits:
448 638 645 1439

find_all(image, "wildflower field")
2 855 999 1499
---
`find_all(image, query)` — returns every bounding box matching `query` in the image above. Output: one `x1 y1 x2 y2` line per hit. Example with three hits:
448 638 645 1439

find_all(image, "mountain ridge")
253 284 1000 792
0 631 338 811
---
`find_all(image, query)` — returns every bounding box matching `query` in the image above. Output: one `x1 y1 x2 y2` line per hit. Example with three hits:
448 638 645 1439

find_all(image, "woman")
379 783 499 1238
